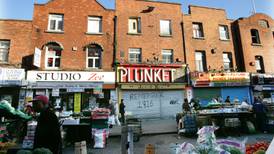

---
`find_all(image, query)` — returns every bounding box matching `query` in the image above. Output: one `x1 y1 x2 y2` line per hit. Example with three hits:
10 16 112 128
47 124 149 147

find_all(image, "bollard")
145 144 155 154
74 141 87 154
121 125 128 154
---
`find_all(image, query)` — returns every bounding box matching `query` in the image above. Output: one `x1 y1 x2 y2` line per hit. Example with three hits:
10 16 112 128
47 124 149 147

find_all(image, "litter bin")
126 118 142 142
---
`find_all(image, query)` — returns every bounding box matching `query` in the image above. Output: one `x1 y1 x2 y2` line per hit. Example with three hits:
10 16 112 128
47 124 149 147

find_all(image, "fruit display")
246 141 270 154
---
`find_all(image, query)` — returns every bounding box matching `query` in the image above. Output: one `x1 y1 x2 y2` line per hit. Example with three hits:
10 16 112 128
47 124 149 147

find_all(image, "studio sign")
119 67 176 83
36 72 81 81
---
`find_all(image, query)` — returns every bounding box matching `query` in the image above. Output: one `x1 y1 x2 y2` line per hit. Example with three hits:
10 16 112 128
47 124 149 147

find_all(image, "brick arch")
41 41 64 50
83 42 104 51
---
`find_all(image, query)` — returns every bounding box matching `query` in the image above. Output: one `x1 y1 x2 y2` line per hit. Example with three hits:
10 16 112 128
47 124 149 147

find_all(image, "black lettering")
61 73 69 80
73 73 81 80
36 73 42 80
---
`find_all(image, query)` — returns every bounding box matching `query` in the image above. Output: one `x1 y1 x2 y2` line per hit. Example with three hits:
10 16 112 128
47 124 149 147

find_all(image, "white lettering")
144 69 153 82
119 67 128 82
154 69 162 82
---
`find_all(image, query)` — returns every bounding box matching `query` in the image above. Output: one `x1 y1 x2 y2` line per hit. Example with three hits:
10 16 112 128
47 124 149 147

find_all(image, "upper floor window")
255 56 265 73
87 17 102 34
195 51 207 72
251 29 261 44
193 22 204 38
48 14 64 32
128 17 141 34
129 48 141 63
45 42 62 69
258 20 269 28
219 25 230 40
160 20 172 36
223 52 233 72
86 44 102 69
0 40 10 63
162 49 173 64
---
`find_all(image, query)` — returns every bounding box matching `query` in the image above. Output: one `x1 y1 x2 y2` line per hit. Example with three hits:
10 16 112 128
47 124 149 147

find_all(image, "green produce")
33 148 53 154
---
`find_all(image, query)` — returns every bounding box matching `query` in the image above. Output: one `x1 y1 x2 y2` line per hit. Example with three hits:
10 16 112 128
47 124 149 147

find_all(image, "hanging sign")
33 47 42 67
74 93 81 113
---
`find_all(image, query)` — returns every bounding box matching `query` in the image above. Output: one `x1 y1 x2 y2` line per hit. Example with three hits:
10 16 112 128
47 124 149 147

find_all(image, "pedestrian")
225 96 231 105
119 99 126 124
182 98 190 112
31 95 62 154
253 97 267 133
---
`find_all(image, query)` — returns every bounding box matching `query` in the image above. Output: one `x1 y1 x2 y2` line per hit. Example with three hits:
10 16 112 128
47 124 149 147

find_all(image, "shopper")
253 97 267 133
119 99 126 124
225 96 231 105
182 98 190 112
31 95 62 154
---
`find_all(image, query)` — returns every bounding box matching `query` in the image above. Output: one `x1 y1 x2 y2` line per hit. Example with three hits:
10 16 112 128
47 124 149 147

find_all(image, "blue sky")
0 0 273 20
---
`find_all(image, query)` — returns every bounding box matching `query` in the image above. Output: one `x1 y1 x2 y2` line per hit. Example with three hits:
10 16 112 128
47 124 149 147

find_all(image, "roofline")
136 0 181 6
34 0 115 11
189 5 225 11
0 19 32 22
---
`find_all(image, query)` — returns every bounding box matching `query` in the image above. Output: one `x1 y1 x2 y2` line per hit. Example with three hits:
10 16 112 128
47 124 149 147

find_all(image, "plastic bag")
196 126 219 154
176 142 198 154
93 129 107 148
217 138 247 154
108 115 116 125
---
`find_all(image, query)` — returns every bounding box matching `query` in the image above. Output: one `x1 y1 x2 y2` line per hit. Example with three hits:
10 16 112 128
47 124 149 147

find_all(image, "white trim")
47 14 64 32
87 16 102 34
86 47 100 69
45 46 61 70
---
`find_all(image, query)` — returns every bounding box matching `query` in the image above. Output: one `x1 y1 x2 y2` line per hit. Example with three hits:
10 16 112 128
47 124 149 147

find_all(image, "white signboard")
0 68 25 85
27 71 115 84
33 47 42 67
52 89 60 97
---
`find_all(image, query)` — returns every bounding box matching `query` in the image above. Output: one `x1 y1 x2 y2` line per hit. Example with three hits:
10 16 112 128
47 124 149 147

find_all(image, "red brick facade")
115 0 185 64
233 13 274 73
0 20 32 68
32 0 114 71
183 6 236 72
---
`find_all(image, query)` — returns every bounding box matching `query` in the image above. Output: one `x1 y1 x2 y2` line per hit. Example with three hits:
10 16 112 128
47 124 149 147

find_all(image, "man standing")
119 99 126 124
31 95 62 154
253 97 267 133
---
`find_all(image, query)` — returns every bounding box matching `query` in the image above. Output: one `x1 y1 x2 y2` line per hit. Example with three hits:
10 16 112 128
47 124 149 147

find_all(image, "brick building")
233 13 274 73
183 5 236 72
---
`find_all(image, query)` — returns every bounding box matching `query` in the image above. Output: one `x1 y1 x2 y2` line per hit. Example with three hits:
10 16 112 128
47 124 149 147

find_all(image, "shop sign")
52 89 60 97
27 71 115 84
0 68 25 85
74 93 81 113
33 47 42 68
93 86 103 94
191 72 250 87
67 87 85 93
252 73 274 85
121 84 185 90
117 65 186 83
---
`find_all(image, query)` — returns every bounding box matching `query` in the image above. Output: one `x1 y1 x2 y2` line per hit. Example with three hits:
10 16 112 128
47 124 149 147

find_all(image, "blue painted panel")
221 87 251 104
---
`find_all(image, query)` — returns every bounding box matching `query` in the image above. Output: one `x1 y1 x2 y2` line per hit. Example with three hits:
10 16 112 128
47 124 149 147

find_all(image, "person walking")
119 99 126 124
31 95 62 154
182 98 190 112
253 97 267 133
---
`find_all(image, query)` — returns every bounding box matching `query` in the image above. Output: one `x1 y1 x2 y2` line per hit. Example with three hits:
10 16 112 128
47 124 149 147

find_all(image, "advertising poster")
74 93 81 113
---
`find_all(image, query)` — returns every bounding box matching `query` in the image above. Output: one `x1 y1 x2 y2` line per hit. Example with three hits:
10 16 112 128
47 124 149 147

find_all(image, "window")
251 29 261 44
129 48 141 63
223 52 233 72
86 44 102 69
193 22 204 38
128 18 141 34
219 25 230 40
195 51 207 72
255 56 265 73
258 20 269 28
45 43 62 69
160 20 172 36
0 40 10 63
48 14 64 31
87 17 102 33
162 49 173 64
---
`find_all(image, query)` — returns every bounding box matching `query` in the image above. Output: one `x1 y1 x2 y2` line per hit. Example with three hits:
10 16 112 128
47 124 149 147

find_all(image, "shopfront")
0 68 26 108
117 64 186 119
252 73 274 103
191 72 251 106
26 71 115 113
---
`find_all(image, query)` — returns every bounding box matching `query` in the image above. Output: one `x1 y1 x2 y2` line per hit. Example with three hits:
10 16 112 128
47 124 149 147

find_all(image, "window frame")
160 20 172 36
223 52 233 72
47 14 64 32
258 20 269 28
251 29 261 44
0 40 10 63
195 51 207 72
87 16 102 34
162 49 173 64
128 17 141 34
219 25 230 40
192 22 204 39
128 48 142 63
255 56 265 73
86 46 101 69
45 46 62 69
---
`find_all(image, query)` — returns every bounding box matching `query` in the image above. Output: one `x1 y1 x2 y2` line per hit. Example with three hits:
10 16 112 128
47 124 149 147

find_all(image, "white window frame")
255 59 261 71
128 18 141 34
47 14 64 32
87 16 102 34
86 47 101 69
219 25 230 40
195 51 204 72
0 40 10 63
251 29 261 44
162 49 173 64
223 53 231 72
128 48 141 63
193 23 204 38
160 20 172 36
45 46 61 69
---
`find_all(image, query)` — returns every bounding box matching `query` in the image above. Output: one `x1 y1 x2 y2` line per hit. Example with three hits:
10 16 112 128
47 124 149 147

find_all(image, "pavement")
62 118 274 154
